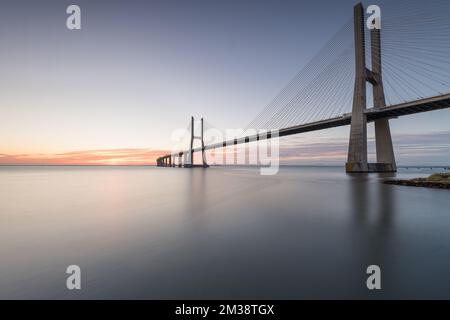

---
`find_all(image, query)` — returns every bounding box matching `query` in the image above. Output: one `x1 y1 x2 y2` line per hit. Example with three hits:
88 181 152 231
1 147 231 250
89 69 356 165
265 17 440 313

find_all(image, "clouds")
0 148 168 165
278 130 450 165
1 131 449 166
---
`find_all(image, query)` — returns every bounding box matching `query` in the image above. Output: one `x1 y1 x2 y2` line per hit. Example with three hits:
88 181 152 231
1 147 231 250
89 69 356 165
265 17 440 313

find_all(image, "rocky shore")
384 173 450 189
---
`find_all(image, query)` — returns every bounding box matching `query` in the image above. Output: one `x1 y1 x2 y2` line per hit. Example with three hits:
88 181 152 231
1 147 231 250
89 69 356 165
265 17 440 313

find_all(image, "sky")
0 0 449 166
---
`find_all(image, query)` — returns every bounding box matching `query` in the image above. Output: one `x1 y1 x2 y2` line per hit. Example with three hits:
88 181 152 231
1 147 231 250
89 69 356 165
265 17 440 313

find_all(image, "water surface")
0 166 449 299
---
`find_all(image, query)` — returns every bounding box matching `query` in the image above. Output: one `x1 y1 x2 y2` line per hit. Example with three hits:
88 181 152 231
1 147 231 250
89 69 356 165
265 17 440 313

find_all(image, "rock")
384 173 450 189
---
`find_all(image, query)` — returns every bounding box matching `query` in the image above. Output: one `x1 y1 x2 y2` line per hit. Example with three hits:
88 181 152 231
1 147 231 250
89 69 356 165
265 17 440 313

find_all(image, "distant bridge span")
158 93 450 166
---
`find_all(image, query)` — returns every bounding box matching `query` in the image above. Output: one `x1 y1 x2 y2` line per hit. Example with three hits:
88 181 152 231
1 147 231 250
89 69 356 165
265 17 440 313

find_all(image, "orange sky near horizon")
0 149 169 166
0 147 348 166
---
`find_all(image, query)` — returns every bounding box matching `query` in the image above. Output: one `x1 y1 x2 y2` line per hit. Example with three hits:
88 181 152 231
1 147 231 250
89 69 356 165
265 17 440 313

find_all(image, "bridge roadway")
171 93 450 157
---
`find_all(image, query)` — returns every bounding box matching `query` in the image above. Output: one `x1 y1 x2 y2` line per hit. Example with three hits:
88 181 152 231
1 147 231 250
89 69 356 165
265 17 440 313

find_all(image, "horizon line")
0 164 448 168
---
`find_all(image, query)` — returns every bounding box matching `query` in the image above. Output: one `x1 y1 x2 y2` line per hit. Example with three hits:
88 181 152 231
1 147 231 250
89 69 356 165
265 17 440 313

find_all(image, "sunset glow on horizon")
0 149 169 166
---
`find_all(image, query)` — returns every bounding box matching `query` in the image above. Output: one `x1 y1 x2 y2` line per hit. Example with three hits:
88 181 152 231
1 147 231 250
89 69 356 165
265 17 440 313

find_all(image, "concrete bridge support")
372 28 396 172
346 3 396 173
156 152 183 168
346 3 368 173
184 116 209 168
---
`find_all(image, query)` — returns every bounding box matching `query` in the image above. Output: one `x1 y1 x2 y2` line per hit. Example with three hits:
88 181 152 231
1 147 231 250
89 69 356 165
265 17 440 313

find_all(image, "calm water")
0 165 449 299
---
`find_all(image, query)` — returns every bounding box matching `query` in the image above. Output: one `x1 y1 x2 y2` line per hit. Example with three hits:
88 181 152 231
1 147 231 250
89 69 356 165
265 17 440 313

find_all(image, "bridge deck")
168 93 450 157
365 94 450 121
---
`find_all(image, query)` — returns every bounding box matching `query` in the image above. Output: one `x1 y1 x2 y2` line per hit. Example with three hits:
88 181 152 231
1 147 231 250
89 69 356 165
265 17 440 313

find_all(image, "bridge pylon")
346 3 397 173
184 116 209 168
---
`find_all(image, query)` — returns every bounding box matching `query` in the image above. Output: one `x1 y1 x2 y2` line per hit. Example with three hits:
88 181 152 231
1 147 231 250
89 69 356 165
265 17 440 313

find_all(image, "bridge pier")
346 3 396 173
372 24 397 172
346 3 368 173
184 116 209 168
374 119 396 172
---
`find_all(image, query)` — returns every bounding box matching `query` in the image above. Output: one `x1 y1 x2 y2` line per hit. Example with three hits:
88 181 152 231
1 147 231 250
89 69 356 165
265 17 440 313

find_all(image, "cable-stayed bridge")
157 1 450 172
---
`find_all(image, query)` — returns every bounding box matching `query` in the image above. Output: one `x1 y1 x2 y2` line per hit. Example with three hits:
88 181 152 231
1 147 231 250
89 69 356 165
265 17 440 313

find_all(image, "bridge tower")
346 3 396 173
184 116 209 168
